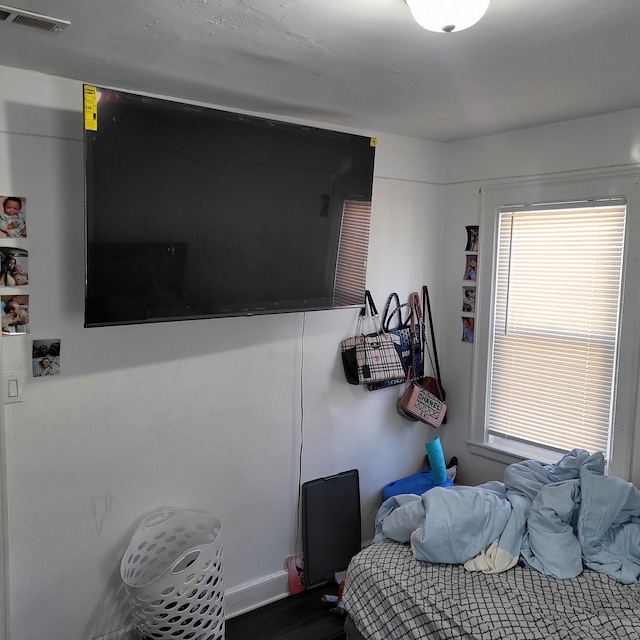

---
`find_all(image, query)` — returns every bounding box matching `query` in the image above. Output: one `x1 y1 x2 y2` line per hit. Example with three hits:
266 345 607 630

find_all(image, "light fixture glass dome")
406 0 491 33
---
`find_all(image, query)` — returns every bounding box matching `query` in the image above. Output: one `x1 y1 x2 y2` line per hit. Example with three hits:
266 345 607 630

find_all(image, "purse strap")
406 291 422 380
385 299 414 332
360 290 384 335
422 286 444 398
381 292 401 331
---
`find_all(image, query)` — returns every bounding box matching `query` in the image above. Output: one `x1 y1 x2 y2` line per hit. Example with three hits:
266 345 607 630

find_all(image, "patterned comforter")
343 540 640 640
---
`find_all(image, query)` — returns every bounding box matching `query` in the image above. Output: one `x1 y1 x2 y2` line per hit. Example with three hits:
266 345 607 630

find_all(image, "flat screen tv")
83 85 376 327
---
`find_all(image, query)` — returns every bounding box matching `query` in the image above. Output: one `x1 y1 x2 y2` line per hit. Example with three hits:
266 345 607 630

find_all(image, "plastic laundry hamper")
120 508 224 640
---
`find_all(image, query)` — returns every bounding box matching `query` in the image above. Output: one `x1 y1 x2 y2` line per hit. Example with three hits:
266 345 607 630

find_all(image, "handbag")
341 291 405 385
340 305 363 385
367 292 421 391
398 381 447 427
397 286 447 426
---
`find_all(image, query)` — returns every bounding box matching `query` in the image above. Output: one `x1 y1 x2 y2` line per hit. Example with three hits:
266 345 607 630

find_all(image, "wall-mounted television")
83 85 376 327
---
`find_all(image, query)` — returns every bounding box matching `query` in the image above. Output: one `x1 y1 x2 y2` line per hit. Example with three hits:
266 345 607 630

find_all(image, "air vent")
0 4 69 32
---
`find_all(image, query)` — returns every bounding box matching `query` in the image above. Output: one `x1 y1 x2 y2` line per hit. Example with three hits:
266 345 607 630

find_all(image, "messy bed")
342 449 640 640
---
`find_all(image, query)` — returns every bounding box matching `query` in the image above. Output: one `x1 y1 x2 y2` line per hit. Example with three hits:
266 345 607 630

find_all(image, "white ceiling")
1 0 639 142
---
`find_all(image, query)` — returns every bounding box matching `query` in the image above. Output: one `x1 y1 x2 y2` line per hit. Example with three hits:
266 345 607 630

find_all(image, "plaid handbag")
341 291 405 385
367 292 422 390
341 306 366 385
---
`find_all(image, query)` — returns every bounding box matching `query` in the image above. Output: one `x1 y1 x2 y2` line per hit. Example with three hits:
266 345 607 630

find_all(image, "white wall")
0 65 449 640
436 109 640 487
1 64 638 640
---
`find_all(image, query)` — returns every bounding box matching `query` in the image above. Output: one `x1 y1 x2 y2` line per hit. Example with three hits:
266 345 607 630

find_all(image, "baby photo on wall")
32 339 61 377
462 286 476 313
0 248 28 286
465 225 479 252
463 254 478 281
0 196 27 238
1 294 29 334
462 316 475 343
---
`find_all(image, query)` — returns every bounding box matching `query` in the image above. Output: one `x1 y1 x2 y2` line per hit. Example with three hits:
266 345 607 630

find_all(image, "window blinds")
488 202 626 455
333 200 371 307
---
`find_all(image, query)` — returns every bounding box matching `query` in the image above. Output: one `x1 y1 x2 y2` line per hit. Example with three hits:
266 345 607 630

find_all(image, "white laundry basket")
120 508 224 640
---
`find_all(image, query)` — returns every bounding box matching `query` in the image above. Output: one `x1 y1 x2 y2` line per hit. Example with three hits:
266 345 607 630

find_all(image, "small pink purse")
398 382 447 427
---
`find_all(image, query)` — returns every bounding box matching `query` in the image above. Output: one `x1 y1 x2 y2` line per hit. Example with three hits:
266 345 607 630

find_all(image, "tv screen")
83 85 376 327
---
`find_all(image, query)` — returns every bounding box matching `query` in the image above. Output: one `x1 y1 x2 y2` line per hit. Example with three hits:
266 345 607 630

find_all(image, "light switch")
4 372 23 404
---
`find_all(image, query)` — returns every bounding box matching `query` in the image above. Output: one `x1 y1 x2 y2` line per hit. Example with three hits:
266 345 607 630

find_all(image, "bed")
342 450 640 640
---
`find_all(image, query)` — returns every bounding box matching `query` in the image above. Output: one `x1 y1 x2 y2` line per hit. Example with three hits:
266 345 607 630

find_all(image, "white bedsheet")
374 449 640 583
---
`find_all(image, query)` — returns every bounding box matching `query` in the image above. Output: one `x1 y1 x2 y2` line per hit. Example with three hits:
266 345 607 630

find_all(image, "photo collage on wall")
461 225 478 343
0 194 61 377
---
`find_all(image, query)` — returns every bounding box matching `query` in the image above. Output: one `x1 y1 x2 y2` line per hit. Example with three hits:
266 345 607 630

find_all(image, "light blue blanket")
374 449 640 583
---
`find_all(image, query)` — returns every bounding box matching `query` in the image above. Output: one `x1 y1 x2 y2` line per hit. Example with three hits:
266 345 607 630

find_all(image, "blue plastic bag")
382 469 453 501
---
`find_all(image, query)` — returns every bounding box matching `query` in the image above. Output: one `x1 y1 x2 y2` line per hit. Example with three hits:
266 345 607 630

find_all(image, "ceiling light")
406 0 491 33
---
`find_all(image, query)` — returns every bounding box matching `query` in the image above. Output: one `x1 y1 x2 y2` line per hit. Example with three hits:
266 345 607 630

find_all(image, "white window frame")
469 170 640 482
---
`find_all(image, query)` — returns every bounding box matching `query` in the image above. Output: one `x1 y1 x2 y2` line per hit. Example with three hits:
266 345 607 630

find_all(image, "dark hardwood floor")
225 586 346 640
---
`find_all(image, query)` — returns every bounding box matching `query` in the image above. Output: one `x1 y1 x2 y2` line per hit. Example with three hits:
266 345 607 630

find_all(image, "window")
333 199 371 306
489 203 625 455
471 174 640 480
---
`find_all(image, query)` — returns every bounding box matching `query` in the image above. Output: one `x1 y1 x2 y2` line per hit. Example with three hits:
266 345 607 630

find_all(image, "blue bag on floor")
382 469 453 501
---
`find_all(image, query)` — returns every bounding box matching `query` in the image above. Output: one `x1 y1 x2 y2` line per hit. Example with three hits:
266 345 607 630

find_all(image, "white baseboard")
224 569 289 619
91 571 290 638
96 552 369 637
91 625 138 640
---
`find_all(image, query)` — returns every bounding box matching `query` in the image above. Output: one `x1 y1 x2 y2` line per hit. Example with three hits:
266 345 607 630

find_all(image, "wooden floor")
225 586 346 640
